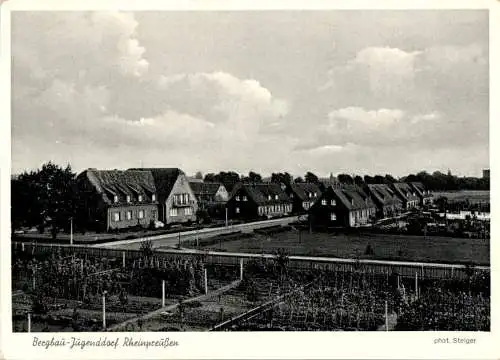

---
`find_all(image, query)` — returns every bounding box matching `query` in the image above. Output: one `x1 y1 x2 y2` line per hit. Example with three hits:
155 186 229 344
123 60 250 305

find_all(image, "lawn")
202 231 490 265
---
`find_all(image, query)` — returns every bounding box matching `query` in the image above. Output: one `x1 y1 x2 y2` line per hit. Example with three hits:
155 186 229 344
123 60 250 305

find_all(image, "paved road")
93 216 299 250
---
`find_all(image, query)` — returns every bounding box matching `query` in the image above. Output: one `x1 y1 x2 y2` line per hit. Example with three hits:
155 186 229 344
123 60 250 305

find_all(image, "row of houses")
76 167 433 231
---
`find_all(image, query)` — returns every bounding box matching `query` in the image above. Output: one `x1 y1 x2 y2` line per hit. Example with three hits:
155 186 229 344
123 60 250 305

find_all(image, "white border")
1 1 498 359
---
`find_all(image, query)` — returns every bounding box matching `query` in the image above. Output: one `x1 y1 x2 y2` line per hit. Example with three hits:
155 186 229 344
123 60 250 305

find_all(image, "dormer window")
275 195 279 200
243 196 248 202
236 196 240 201
126 195 131 203
138 195 143 202
330 199 336 206
113 195 118 203
152 194 156 201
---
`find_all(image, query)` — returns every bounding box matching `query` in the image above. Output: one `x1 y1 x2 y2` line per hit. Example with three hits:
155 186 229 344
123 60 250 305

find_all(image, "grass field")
202 231 490 265
433 190 490 204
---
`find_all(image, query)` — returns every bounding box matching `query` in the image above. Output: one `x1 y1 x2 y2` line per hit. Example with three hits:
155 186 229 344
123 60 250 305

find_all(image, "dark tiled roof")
409 182 432 198
82 169 157 206
129 168 183 202
367 184 402 206
189 181 224 196
290 183 322 201
332 186 376 210
232 182 291 205
392 182 420 202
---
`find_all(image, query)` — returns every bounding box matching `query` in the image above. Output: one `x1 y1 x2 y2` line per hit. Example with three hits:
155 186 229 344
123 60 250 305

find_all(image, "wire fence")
11 243 490 332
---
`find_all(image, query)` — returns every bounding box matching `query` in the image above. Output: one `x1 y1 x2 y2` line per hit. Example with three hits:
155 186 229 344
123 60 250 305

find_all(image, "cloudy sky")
11 10 489 178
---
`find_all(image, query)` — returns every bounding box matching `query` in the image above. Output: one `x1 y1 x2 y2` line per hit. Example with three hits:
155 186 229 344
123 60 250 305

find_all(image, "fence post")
240 259 244 281
204 268 208 295
22 243 25 252
102 292 107 330
122 252 125 268
385 300 388 332
415 272 418 299
162 280 166 307
27 313 31 333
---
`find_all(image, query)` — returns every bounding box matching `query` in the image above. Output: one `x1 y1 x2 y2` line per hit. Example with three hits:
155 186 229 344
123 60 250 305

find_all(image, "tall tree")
373 175 385 184
304 171 319 184
294 176 304 183
337 174 354 185
12 162 77 238
271 172 292 186
363 175 375 184
203 173 218 183
353 175 364 186
194 171 203 180
248 171 262 183
384 174 397 183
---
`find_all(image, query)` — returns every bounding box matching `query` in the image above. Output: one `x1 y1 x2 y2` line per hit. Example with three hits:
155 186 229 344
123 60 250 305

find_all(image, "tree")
337 174 354 185
12 162 77 238
203 173 217 182
363 175 374 184
248 171 262 183
304 172 319 184
294 176 304 183
353 175 364 186
194 171 203 180
373 175 385 184
271 172 292 186
384 174 397 183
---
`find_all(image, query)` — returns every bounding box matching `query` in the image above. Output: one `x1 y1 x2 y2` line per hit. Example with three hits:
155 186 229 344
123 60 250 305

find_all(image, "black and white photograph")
0 1 498 359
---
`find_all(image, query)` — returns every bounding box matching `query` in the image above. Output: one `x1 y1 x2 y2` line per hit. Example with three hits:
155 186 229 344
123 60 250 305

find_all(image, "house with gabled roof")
227 182 292 221
364 183 403 218
390 182 420 210
408 182 433 206
76 169 159 231
189 181 229 220
309 185 377 228
129 168 198 225
286 182 322 214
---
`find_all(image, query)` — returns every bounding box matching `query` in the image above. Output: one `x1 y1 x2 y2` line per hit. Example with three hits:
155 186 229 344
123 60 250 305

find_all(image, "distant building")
227 182 292 221
309 186 377 228
483 169 490 179
390 182 420 210
76 169 159 231
286 182 322 214
130 168 198 225
364 184 403 218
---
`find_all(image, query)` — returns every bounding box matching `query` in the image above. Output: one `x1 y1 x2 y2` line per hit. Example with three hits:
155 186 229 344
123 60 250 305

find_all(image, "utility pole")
225 207 228 228
102 291 107 330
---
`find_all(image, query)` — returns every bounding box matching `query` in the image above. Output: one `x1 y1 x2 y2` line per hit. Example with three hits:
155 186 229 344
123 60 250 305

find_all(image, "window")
126 211 132 220
126 195 131 203
330 213 337 221
321 199 327 205
152 194 156 201
152 210 157 219
236 196 240 201
236 207 240 214
170 208 178 217
243 196 248 201
268 195 272 200
113 212 121 222
113 195 118 203
330 199 336 206
314 192 317 197
275 195 279 200
138 210 145 219
138 195 143 202
185 208 193 216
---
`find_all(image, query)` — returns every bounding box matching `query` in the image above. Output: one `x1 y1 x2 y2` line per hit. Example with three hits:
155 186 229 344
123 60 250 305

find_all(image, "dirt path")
107 280 241 331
